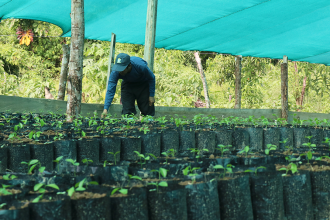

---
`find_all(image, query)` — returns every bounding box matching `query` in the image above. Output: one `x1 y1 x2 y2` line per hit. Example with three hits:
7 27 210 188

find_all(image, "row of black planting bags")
0 162 329 220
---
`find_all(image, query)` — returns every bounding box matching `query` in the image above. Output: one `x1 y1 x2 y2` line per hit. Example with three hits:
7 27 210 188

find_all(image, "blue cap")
113 53 130 72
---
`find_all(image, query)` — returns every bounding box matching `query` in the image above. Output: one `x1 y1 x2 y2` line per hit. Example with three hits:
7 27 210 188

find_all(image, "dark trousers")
121 80 155 116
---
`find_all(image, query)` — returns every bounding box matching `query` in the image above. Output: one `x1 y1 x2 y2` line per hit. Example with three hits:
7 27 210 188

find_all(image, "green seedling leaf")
279 168 287 171
29 164 38 174
159 168 168 178
46 184 59 190
119 188 128 195
182 167 190 176
21 162 28 165
38 188 46 193
89 181 99 185
34 183 44 192
213 165 224 170
245 169 253 173
29 160 39 166
32 194 43 203
67 187 75 197
130 176 142 181
39 167 45 173
0 203 7 209
53 156 63 162
111 188 120 195
158 181 168 187
307 151 313 160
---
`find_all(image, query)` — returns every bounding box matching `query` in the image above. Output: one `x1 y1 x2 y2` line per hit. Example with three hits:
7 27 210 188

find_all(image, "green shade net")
1 0 330 65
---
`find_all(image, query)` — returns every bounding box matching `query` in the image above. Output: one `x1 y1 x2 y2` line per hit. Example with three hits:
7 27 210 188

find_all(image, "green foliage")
2 19 330 113
245 166 267 176
279 163 298 176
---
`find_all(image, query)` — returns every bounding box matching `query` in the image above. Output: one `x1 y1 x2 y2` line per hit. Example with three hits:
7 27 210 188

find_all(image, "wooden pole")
143 0 158 71
234 55 242 109
281 55 289 119
194 51 210 108
66 0 84 122
58 44 70 100
106 33 116 90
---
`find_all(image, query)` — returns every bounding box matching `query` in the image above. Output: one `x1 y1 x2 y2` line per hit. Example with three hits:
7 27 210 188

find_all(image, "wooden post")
234 55 242 109
106 33 116 90
143 0 158 71
194 51 210 108
58 44 70 100
66 0 84 122
281 55 289 119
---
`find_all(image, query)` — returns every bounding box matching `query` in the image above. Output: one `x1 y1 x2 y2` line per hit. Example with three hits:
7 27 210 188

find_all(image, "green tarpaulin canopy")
1 0 330 65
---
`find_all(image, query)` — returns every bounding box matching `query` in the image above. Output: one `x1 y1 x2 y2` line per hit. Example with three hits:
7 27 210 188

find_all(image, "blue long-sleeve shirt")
104 56 156 110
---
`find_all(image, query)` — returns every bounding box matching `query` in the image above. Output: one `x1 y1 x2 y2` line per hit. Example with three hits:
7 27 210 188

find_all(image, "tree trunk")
143 0 158 72
299 76 307 106
194 51 210 108
281 56 288 119
234 55 242 109
106 33 116 90
66 0 84 122
58 44 70 100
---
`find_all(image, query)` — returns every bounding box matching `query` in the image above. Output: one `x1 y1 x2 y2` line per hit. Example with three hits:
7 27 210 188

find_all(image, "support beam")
194 51 210 108
281 55 289 119
58 44 70 100
106 33 116 90
143 0 158 71
66 0 84 122
234 55 242 109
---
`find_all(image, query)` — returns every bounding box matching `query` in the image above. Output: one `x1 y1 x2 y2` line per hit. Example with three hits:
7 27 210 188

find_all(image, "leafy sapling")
245 166 267 176
65 159 79 177
183 165 200 183
213 164 234 179
148 181 168 193
151 167 168 180
303 136 316 150
0 184 13 196
21 159 44 174
189 148 209 162
111 187 128 196
265 144 277 155
239 146 250 157
161 149 176 164
279 163 298 176
2 174 17 181
107 151 120 165
127 175 142 187
53 156 63 172
216 144 232 157
82 158 93 167
32 183 59 203
134 151 150 168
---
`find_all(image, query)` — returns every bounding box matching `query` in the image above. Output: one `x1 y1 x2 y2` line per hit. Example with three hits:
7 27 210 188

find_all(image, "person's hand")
101 109 108 118
149 97 155 106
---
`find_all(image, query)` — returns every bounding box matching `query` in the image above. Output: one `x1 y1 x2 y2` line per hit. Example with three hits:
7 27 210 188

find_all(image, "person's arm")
104 71 119 112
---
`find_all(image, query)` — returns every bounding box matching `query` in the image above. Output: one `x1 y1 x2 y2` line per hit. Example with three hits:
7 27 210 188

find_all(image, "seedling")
213 164 234 179
0 203 6 209
300 151 313 164
216 145 232 157
245 166 267 176
82 158 93 167
148 181 168 193
265 144 277 155
127 174 142 187
303 136 316 150
239 146 250 157
21 159 44 174
183 165 200 183
111 187 128 195
279 163 298 176
151 167 168 179
2 174 17 180
134 151 150 168
65 159 79 177
139 125 150 134
53 133 64 141
108 151 120 165
316 155 330 163
74 178 98 190
189 148 209 162
32 183 59 203
0 184 12 196
161 149 176 164
53 156 63 172
322 137 330 150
